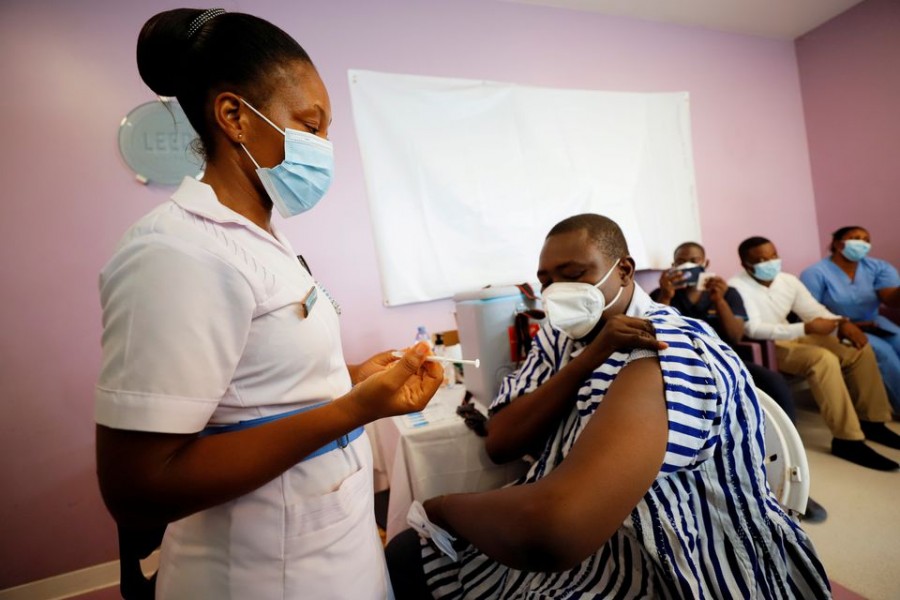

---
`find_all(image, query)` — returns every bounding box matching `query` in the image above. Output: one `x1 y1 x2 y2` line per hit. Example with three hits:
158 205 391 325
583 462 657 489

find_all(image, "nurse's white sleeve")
95 237 255 433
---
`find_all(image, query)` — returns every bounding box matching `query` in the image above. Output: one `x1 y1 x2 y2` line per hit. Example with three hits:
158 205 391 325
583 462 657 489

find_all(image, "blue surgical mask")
841 240 871 262
751 258 781 282
239 99 334 219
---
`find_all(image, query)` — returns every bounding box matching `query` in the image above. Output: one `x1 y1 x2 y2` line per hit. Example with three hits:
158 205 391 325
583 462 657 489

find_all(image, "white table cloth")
374 386 529 541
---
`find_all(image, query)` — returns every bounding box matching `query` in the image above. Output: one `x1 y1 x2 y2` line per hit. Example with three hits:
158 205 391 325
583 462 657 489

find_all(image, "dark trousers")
744 361 796 423
385 528 433 599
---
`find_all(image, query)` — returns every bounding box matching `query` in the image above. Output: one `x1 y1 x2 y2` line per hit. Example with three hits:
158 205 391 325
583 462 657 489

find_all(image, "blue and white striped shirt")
422 286 830 599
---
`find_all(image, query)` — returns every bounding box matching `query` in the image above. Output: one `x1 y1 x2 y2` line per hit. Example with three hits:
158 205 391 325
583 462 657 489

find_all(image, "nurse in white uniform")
94 8 442 599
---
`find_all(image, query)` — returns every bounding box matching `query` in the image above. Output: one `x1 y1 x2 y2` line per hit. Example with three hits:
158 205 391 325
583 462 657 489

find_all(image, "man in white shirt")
729 236 899 471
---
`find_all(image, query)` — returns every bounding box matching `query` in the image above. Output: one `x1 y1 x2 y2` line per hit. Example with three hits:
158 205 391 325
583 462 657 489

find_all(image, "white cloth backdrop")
349 70 700 306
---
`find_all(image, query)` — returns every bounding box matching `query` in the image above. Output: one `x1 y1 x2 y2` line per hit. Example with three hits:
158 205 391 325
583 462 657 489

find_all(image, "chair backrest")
756 388 810 518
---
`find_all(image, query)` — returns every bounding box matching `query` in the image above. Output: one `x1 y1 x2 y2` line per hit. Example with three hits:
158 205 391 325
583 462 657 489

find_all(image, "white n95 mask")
542 259 623 340
239 98 334 219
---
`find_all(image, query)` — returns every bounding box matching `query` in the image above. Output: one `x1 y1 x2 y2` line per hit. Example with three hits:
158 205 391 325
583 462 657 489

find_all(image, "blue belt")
200 403 365 462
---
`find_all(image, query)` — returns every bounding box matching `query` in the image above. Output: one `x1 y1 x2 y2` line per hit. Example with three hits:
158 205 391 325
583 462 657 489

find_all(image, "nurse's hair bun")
134 8 312 159
136 8 204 97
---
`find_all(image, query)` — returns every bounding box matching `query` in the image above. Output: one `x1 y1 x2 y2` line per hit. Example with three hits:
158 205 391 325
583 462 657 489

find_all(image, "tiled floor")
795 398 900 600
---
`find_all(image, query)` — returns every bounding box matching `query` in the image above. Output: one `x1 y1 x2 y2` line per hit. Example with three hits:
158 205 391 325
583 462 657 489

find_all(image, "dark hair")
829 225 867 253
136 9 312 159
546 213 629 259
673 241 705 259
738 236 771 263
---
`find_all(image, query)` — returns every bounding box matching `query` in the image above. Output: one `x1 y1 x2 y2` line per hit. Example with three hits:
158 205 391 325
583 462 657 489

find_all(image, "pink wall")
0 0 821 586
796 0 900 266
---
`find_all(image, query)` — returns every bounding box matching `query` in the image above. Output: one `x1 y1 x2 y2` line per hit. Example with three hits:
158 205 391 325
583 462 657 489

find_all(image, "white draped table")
371 386 529 541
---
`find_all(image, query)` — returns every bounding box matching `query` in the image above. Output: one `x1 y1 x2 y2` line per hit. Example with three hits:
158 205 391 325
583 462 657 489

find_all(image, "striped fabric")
422 291 830 599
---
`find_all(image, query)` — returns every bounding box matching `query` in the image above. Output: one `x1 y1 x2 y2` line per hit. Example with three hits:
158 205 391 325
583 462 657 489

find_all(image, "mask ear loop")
594 258 621 289
595 258 624 312
239 98 285 135
240 144 262 169
237 97 286 169
604 285 624 311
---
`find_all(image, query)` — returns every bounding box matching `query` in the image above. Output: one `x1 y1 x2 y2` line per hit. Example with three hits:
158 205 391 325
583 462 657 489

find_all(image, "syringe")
391 351 480 369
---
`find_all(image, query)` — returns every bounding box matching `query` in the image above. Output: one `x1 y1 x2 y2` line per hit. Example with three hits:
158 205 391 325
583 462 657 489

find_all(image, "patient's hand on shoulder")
585 315 667 366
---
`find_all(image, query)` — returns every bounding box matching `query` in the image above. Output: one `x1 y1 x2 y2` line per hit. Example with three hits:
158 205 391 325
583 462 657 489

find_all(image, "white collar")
170 177 291 249
171 177 251 226
625 284 653 318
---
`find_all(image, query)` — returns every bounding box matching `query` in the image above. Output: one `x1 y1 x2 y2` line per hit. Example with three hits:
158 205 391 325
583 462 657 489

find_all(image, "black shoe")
831 438 899 471
801 497 827 523
860 421 900 450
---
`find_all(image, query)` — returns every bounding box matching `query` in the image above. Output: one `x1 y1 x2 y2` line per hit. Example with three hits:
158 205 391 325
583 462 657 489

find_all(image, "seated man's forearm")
485 346 611 463
427 485 576 572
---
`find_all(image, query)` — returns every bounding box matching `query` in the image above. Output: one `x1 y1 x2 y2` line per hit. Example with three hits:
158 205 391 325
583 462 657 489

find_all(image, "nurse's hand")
347 342 443 422
347 350 398 385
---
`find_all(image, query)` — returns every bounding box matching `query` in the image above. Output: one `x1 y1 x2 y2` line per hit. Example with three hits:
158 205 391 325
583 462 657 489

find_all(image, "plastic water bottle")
414 325 431 347
433 333 457 387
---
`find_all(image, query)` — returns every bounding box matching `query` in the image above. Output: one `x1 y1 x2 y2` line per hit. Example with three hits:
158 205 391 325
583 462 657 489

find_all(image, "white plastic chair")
756 388 810 518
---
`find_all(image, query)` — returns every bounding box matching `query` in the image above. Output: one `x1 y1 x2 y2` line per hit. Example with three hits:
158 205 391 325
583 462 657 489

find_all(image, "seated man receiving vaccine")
386 214 830 599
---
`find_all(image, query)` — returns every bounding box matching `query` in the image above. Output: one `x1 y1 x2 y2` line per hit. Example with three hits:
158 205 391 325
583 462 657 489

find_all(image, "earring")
238 133 243 140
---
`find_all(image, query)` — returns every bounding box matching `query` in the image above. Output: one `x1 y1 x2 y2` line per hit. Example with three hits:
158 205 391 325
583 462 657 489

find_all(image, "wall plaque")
118 99 204 185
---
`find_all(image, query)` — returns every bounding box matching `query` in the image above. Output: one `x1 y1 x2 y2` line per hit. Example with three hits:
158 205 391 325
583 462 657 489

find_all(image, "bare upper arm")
877 286 898 304
96 425 195 520
525 356 668 567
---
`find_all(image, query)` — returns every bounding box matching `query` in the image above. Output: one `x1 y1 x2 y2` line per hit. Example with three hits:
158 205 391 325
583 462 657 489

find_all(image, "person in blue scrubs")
801 226 900 413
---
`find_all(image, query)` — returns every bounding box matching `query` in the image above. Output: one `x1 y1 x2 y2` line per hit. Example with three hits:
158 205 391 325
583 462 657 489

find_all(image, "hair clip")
187 8 226 39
